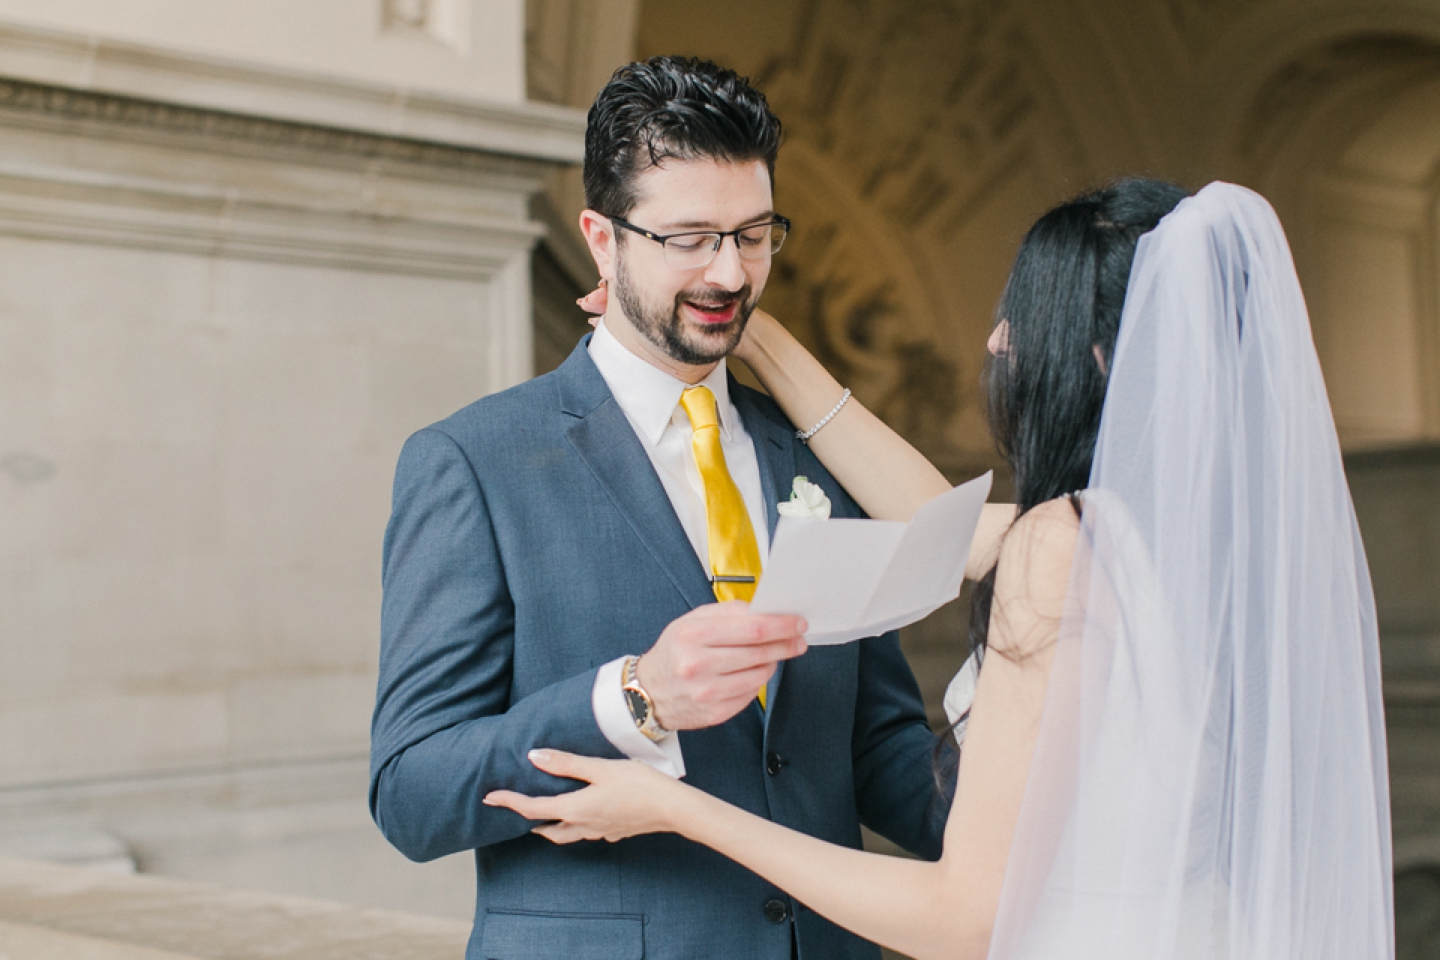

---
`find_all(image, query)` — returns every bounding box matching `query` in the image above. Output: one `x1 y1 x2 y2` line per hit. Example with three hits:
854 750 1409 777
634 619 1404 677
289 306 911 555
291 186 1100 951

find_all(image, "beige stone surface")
0 759 477 921
0 921 194 960
0 225 515 785
0 857 469 959
1314 222 1425 443
0 0 524 105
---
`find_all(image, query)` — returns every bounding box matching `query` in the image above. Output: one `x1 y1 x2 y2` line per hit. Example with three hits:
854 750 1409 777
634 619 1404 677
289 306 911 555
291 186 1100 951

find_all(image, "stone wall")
0 0 525 103
1349 445 1440 855
1347 444 1440 958
524 0 639 372
0 13 584 918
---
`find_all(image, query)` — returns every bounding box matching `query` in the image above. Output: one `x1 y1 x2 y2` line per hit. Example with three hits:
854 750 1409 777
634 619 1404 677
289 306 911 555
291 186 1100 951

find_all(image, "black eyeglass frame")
608 215 792 264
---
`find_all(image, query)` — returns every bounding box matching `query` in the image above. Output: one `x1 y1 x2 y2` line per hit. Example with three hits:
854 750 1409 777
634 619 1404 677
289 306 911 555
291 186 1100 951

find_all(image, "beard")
613 253 758 366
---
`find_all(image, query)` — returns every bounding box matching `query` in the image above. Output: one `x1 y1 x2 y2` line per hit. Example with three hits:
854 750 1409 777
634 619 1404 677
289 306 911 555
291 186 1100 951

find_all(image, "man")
370 56 947 960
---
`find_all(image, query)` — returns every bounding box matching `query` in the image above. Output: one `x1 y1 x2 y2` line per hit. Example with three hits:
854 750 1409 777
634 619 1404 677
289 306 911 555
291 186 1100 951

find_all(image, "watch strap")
622 656 670 742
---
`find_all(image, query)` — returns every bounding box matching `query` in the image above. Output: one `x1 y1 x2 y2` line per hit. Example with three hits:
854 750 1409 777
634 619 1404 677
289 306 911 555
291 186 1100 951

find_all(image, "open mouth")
682 298 741 325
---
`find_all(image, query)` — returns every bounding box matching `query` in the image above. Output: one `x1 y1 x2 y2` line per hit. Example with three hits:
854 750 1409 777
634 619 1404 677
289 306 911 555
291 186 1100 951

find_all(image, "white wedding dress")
949 183 1393 960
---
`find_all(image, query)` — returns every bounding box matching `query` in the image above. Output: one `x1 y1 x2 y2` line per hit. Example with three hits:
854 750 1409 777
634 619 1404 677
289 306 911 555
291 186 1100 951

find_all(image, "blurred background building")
0 1 1437 957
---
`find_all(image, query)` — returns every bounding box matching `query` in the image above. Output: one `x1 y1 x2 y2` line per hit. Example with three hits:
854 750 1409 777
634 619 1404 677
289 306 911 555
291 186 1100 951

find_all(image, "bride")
485 180 1394 960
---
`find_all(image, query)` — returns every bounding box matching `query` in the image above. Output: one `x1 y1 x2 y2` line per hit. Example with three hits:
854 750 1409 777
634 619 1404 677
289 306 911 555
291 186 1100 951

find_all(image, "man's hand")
638 601 807 730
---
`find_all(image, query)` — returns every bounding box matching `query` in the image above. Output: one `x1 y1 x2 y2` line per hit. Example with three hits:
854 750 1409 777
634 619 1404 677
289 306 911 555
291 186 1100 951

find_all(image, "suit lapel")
558 340 716 611
556 345 802 724
730 375 799 728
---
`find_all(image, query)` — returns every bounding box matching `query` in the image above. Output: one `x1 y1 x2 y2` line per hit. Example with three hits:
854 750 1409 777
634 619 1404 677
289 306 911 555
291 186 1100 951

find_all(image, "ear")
579 210 618 282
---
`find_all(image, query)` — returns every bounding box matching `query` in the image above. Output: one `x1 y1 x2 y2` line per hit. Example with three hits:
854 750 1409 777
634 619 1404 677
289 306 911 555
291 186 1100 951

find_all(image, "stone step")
0 857 469 960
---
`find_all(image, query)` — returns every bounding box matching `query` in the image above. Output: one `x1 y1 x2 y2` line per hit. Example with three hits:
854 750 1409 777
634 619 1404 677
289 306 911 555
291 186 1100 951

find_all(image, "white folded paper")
750 472 993 645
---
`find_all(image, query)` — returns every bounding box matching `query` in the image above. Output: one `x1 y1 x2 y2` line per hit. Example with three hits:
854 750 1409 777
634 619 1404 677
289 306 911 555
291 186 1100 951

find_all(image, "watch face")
625 687 650 725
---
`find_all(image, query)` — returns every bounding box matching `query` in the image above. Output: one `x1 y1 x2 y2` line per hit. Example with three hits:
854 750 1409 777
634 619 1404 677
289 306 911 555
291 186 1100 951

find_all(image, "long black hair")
936 179 1188 788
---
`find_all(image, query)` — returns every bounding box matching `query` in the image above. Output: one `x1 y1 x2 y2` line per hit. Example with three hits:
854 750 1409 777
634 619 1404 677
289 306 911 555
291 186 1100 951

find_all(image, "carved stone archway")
1215 31 1440 447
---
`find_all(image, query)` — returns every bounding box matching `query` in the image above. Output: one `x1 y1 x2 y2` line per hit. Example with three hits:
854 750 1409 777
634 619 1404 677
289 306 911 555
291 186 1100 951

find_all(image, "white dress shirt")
587 320 771 778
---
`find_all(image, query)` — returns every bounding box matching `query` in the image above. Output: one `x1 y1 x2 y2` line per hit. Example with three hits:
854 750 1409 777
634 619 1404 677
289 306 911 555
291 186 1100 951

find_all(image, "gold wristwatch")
622 656 670 743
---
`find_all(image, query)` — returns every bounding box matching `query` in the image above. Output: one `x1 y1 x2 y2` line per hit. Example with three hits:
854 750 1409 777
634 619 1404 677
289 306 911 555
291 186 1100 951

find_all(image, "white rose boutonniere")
777 476 832 520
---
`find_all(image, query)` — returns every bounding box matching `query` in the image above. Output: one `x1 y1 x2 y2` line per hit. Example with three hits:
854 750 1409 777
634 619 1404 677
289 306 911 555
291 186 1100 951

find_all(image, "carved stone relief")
1240 34 1440 167
738 0 1087 475
1165 0 1261 56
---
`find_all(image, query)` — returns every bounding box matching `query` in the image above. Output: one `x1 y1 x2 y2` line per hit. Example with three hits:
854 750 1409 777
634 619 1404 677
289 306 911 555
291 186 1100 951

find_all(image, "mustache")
676 286 752 308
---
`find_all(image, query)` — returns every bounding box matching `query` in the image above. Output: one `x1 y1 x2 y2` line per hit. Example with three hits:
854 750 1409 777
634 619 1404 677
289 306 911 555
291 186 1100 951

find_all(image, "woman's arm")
574 287 1013 572
486 503 1078 960
738 309 1014 576
736 309 947 521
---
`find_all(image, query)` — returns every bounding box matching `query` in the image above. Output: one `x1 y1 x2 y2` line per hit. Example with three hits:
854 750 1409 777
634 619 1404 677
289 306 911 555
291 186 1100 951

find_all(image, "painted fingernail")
529 749 551 764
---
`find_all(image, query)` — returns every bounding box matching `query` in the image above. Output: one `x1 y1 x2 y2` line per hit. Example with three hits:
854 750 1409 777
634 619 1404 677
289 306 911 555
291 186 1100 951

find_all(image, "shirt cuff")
592 656 686 779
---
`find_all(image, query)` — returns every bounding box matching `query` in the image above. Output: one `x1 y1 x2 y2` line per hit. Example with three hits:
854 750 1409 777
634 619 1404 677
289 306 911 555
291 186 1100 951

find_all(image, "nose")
702 234 747 291
987 320 1010 357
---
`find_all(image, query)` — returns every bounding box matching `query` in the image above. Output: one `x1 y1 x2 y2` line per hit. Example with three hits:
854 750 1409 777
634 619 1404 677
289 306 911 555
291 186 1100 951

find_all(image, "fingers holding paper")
639 601 808 731
484 749 681 844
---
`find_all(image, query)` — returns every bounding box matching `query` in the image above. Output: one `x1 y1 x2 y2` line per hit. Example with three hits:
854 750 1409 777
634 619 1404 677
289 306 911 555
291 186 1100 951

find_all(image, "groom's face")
610 158 773 369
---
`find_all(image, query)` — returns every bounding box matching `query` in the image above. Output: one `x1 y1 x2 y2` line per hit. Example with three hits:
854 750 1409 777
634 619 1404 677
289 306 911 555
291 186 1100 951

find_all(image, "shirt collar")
588 320 737 447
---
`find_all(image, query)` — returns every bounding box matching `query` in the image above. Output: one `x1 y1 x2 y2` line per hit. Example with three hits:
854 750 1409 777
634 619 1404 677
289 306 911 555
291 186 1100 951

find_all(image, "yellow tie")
679 386 767 710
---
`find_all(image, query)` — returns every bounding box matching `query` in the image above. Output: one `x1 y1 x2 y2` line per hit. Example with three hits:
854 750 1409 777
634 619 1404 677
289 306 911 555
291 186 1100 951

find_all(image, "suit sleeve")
369 427 623 862
850 629 952 861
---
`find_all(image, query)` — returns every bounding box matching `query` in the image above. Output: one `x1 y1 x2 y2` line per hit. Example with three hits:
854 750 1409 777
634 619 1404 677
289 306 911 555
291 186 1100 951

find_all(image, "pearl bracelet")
796 388 852 443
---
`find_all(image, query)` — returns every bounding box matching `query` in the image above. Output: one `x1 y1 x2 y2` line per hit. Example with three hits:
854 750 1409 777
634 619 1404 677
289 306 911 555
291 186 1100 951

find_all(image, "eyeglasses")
609 215 791 269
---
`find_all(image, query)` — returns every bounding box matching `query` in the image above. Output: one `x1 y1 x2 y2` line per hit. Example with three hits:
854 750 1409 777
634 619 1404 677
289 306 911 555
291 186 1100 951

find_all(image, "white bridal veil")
987 183 1394 959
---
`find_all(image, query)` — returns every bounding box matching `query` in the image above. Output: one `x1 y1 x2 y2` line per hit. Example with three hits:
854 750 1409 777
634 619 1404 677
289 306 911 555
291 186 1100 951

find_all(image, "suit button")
765 751 784 776
764 897 790 923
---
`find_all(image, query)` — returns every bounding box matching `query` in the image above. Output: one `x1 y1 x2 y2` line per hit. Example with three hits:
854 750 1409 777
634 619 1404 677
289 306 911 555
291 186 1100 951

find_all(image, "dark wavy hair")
583 56 783 219
935 178 1189 790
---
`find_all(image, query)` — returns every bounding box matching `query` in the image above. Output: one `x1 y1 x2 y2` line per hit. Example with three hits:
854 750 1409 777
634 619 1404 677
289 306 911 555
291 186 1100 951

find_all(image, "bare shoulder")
989 498 1082 658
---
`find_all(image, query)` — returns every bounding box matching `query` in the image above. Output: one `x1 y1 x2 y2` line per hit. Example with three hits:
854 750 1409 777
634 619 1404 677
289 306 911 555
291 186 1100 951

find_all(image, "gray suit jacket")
371 337 950 960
